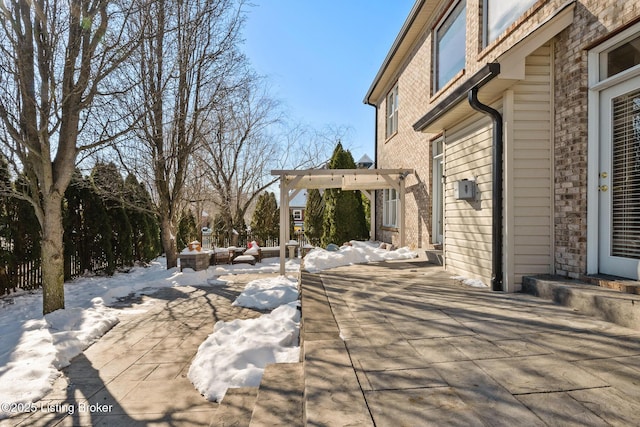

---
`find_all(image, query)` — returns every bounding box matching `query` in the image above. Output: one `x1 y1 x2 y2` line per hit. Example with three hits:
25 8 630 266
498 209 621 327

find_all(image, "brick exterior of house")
367 0 640 283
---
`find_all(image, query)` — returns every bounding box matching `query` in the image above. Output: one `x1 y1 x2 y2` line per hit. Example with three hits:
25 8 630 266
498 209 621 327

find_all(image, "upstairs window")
385 85 399 138
434 1 466 92
483 0 537 46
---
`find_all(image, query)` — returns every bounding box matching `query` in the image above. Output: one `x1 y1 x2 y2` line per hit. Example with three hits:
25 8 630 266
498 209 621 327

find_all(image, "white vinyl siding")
441 45 554 290
444 118 494 284
504 44 554 288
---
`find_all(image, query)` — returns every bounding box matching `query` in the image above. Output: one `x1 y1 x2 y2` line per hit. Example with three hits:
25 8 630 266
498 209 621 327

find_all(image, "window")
434 1 466 92
293 209 303 221
483 0 537 46
385 85 398 138
599 34 640 80
383 188 398 228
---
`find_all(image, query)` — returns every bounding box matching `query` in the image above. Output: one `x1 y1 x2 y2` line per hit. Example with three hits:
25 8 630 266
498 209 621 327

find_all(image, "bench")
232 254 257 266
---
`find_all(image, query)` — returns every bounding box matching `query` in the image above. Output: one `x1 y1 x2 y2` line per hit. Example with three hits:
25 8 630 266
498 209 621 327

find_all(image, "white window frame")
385 85 398 139
482 0 537 47
432 138 444 244
434 0 466 92
383 188 398 228
292 209 303 221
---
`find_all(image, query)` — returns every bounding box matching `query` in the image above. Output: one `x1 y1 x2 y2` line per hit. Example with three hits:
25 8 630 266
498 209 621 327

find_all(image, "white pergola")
271 168 414 274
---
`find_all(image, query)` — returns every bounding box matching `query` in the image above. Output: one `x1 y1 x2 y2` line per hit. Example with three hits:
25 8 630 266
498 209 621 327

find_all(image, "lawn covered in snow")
0 241 420 417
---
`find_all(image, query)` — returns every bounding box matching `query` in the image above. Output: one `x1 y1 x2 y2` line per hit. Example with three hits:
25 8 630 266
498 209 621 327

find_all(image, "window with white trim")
599 34 640 80
382 188 398 228
483 0 537 46
434 1 466 92
293 209 302 221
385 85 398 138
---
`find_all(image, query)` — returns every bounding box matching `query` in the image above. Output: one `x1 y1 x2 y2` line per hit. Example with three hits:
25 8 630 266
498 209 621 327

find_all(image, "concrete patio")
301 261 640 426
2 260 640 426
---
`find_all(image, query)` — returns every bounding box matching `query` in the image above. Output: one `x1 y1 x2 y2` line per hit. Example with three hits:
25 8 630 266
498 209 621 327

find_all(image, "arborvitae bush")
251 191 279 243
177 209 198 250
304 188 324 246
321 142 369 246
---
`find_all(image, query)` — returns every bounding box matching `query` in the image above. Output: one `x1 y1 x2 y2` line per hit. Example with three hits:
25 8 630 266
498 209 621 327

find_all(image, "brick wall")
553 0 639 277
375 28 434 250
372 0 640 275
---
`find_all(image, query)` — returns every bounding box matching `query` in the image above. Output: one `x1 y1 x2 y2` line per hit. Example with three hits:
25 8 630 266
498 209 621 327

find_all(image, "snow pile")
0 258 179 418
188 301 300 402
232 276 299 310
0 299 119 415
303 240 417 273
452 276 488 288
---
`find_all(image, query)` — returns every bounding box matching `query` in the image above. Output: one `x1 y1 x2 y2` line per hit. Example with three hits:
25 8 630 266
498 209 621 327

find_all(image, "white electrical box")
455 179 476 200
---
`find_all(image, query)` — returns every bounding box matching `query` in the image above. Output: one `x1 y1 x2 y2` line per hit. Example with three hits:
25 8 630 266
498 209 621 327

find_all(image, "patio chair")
211 247 232 265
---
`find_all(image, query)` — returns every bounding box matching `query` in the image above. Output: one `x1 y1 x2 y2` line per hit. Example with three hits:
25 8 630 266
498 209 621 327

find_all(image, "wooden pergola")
271 168 414 274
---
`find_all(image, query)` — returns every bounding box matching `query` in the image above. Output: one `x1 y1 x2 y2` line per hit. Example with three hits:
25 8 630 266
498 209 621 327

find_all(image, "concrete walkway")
5 274 268 427
301 261 640 426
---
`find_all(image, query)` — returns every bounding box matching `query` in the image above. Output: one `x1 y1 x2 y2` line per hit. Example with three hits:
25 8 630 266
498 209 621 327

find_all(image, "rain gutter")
468 86 504 292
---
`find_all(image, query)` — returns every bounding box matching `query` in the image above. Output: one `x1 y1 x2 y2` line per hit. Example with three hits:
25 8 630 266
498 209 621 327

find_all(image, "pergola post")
278 175 288 276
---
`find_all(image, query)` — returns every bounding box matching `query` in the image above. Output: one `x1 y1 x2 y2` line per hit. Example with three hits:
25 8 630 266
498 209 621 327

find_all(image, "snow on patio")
0 241 418 416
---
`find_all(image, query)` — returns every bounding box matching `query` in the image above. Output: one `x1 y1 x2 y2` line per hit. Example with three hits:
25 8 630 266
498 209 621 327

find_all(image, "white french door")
432 138 444 244
598 75 640 279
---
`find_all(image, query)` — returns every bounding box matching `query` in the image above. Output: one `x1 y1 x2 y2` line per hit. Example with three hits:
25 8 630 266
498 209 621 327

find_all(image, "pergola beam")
272 168 414 275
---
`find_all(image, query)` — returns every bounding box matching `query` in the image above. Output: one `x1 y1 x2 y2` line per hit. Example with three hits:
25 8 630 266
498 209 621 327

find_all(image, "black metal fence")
1 233 318 297
1 249 124 297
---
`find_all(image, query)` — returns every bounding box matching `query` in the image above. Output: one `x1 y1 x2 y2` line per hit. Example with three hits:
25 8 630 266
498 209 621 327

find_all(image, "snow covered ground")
0 241 420 417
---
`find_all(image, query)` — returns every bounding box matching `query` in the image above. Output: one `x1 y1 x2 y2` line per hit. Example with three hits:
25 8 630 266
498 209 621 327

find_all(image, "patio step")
213 387 258 427
249 363 304 426
522 275 640 331
580 274 640 294
300 271 374 426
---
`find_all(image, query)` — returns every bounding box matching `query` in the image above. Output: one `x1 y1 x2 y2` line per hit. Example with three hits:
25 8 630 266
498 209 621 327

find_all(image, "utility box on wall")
455 179 476 200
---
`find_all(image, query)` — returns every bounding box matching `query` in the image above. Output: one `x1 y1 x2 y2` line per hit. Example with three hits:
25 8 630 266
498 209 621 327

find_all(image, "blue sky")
242 1 416 163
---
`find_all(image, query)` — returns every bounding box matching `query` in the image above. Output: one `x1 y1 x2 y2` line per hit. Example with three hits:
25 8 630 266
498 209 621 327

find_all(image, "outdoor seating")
231 254 256 265
211 248 232 265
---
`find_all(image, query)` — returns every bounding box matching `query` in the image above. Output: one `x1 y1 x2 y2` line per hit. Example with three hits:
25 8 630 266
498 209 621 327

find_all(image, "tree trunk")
41 195 65 314
161 216 177 269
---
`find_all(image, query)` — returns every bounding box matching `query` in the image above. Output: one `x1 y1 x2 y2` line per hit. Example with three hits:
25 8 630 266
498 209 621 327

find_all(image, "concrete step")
212 387 258 427
580 274 640 295
249 363 304 427
522 275 640 331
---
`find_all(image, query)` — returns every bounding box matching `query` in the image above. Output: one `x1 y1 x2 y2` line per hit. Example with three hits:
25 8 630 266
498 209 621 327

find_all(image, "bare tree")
0 0 141 314
201 81 280 241
201 88 347 242
119 0 248 269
